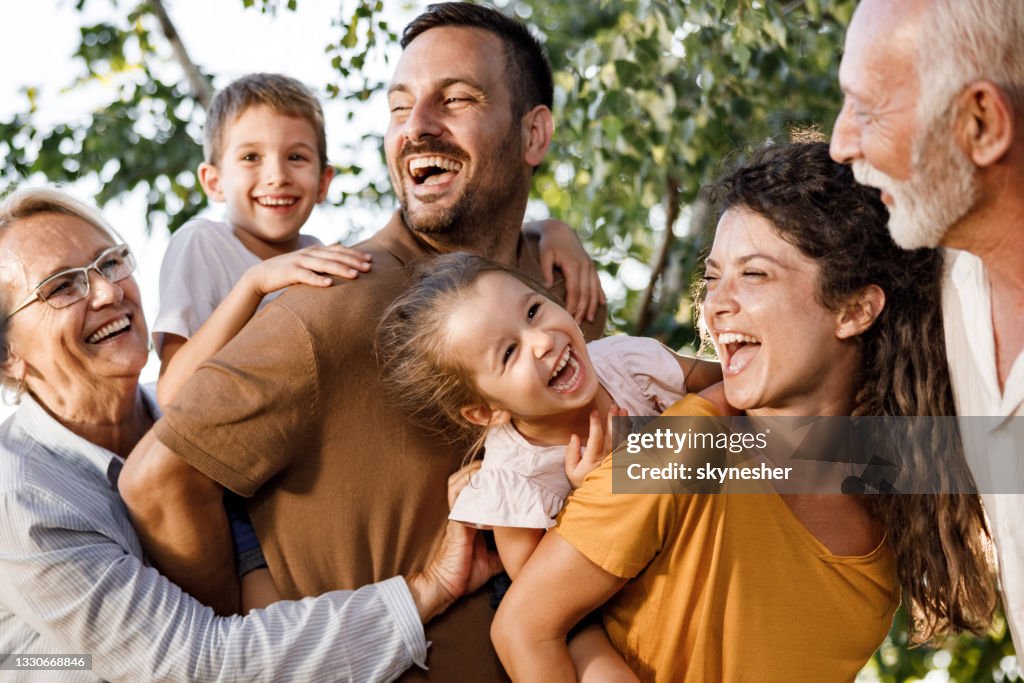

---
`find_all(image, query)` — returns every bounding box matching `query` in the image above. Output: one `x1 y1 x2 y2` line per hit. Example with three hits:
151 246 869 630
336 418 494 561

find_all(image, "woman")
492 143 995 681
0 187 497 681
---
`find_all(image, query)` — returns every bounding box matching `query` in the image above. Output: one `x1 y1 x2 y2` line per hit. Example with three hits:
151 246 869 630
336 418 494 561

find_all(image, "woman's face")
0 212 149 397
446 271 599 426
702 207 860 417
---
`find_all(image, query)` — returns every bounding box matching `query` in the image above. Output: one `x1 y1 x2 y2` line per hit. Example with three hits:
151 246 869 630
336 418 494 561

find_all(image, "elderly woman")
492 143 996 681
0 187 496 681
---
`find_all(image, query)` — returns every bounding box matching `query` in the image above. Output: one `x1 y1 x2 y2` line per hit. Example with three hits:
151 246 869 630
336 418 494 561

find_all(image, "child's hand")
533 219 606 324
565 405 627 488
245 243 372 298
447 460 483 511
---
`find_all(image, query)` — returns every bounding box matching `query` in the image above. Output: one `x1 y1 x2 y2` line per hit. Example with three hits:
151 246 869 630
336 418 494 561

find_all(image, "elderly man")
830 0 1023 652
122 3 603 681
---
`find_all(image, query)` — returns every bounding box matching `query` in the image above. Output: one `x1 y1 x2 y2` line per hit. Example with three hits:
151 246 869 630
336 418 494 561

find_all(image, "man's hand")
529 219 606 324
407 521 502 623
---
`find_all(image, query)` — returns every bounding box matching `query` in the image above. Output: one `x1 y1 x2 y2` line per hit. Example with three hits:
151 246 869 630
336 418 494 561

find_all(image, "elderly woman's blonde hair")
0 187 125 399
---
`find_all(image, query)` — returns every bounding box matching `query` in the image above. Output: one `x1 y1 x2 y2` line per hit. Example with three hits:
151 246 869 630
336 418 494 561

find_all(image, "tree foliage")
0 3 1019 677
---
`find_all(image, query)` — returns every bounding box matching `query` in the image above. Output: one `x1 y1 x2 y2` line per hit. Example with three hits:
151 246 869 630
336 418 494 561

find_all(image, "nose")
703 276 739 322
404 100 444 144
87 269 125 308
830 100 862 165
524 327 555 358
262 155 290 187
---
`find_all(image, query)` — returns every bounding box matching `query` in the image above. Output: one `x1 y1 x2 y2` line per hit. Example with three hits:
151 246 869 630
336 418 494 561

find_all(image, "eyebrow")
705 254 788 269
387 77 488 97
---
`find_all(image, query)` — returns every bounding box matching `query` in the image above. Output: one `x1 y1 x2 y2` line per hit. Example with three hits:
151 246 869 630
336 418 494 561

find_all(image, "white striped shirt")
0 389 427 682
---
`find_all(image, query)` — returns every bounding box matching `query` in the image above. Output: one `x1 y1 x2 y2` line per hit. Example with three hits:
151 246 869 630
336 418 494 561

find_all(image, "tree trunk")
148 0 213 110
636 176 681 336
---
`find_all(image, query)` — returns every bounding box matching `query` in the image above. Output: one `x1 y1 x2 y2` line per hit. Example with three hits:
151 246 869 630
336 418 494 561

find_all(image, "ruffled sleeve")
588 335 688 415
448 425 572 530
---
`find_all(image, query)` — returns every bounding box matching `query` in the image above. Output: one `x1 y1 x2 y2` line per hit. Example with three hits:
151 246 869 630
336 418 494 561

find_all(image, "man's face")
830 0 978 249
385 26 528 245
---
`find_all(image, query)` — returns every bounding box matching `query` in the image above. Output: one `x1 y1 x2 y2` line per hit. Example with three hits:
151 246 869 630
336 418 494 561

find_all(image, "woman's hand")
529 219 605 324
565 406 627 488
244 243 372 298
406 521 502 623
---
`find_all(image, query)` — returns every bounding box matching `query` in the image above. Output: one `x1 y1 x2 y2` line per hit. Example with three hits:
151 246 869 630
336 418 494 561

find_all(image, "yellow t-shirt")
555 395 898 682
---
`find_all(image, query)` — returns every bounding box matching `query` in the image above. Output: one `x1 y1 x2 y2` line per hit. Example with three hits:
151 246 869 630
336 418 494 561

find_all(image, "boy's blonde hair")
203 73 328 169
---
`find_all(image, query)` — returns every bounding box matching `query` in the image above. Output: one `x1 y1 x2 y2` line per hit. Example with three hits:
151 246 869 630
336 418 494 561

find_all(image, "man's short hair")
919 0 1024 113
203 73 328 169
400 2 553 117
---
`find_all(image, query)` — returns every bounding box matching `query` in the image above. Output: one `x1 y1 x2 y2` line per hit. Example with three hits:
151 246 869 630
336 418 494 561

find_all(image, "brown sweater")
156 212 604 681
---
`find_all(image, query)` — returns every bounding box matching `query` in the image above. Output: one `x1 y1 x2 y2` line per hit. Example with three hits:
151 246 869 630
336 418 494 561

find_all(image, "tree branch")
148 0 213 110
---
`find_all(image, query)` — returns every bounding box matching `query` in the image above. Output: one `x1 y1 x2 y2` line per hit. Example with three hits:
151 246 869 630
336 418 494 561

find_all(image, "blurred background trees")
0 2 1018 677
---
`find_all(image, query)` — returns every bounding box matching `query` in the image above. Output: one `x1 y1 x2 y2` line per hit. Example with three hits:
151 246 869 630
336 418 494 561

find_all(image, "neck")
511 384 615 447
410 190 530 266
30 378 152 458
232 226 300 260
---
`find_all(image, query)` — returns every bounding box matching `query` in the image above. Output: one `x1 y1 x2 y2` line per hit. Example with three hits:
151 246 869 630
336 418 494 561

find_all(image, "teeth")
551 348 571 379
256 197 297 207
550 353 580 391
408 156 464 177
88 317 130 343
717 332 760 345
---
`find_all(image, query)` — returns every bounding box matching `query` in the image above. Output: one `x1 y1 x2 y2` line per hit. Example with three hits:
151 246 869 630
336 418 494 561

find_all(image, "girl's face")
446 271 599 426
702 207 863 417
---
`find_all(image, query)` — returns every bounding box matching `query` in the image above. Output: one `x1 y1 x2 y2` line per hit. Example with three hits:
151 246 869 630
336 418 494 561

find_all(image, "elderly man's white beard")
852 115 979 250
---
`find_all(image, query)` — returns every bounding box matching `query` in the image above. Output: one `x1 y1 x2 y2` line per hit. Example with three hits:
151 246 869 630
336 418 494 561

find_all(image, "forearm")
120 429 240 614
158 275 264 406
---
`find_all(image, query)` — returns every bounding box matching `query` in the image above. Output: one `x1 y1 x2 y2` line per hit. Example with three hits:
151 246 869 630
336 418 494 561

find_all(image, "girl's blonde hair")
376 252 557 454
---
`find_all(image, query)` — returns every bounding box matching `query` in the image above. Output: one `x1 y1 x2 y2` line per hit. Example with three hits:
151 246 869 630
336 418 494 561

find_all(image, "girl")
376 253 722 679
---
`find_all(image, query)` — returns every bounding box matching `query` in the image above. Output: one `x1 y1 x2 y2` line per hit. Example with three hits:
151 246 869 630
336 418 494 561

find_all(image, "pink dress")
449 335 688 529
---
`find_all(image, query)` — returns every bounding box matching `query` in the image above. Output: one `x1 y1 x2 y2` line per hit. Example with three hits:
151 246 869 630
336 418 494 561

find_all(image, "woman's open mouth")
717 332 761 375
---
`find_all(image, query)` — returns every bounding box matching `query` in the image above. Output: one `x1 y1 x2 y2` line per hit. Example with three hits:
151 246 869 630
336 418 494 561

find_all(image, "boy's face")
198 105 333 255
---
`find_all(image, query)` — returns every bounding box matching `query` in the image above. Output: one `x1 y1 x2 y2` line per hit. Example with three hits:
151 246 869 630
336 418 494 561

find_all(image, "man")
121 3 604 680
830 0 1023 652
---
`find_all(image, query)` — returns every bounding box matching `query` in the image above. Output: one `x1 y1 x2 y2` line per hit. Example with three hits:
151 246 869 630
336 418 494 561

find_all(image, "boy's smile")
198 104 333 260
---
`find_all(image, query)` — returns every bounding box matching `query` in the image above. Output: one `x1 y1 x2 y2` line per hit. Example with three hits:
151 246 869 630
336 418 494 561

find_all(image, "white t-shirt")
152 218 321 351
942 248 1024 653
449 335 688 529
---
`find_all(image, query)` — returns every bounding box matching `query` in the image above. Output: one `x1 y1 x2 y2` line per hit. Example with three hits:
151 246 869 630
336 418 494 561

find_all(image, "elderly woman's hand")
406 520 502 623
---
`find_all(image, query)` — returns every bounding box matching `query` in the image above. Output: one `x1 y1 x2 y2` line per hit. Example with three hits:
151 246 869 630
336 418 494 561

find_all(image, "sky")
0 0 423 392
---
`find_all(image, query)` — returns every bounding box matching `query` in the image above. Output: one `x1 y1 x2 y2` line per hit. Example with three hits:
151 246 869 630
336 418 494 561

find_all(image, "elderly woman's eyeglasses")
5 244 136 320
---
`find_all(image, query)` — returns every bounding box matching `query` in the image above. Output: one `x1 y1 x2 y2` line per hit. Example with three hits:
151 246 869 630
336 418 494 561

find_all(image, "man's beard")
852 105 979 250
397 126 524 254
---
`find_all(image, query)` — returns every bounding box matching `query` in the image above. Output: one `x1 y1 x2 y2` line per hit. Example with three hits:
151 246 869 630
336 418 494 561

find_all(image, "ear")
1 348 25 387
522 105 554 168
835 284 886 340
316 165 336 203
460 403 512 428
956 81 1015 168
197 162 225 202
